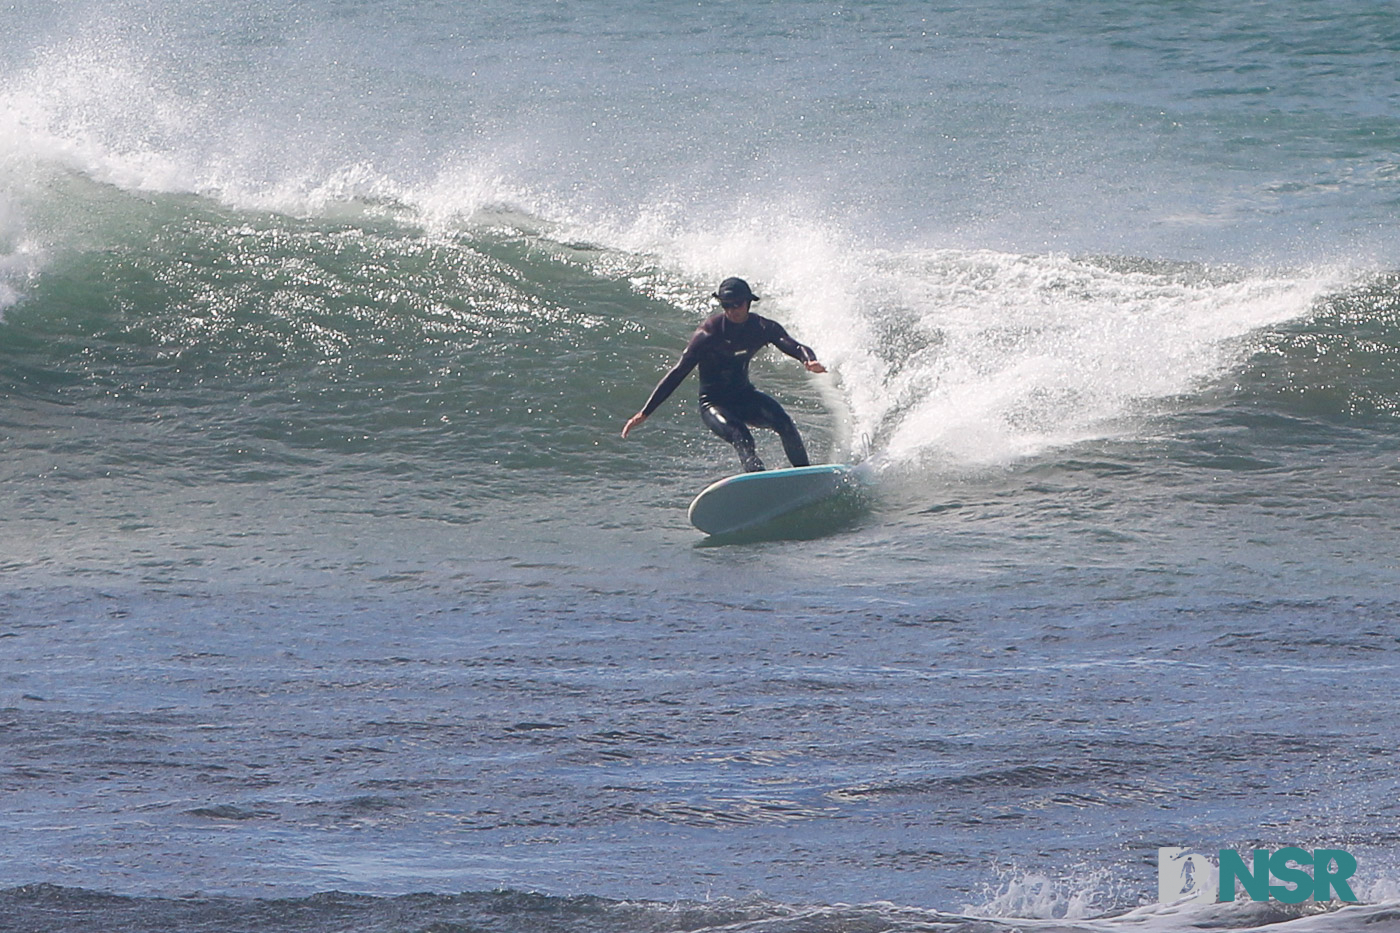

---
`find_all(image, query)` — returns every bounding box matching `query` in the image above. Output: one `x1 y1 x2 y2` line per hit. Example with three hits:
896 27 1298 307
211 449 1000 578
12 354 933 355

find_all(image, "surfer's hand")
621 412 647 438
805 360 828 374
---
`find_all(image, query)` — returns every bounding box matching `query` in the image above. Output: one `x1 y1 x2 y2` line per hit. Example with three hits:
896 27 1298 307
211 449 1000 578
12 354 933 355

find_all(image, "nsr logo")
1159 847 1358 904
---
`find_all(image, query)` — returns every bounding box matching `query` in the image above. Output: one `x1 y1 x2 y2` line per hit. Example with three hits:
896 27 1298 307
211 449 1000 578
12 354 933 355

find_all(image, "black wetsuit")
640 312 816 472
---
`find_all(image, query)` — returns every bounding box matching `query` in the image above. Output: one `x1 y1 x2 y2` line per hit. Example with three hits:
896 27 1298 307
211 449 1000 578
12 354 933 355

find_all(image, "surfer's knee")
700 401 734 435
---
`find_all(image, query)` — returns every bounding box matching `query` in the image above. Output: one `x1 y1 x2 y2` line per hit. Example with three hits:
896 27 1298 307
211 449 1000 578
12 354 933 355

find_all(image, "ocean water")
3 1 1400 931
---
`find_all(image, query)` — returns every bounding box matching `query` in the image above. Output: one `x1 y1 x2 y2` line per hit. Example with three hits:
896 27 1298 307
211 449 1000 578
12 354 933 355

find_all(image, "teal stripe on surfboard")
687 464 858 536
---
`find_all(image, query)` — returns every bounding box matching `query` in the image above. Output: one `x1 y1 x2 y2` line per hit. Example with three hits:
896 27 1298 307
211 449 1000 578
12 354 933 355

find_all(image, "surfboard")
687 464 857 536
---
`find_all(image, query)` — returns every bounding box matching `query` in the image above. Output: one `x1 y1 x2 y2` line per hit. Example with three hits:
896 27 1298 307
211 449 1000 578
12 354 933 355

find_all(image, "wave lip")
782 249 1347 471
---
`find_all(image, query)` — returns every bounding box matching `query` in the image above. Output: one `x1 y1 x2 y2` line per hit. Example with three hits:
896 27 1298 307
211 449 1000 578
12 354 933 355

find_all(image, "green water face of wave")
1 202 761 491
6 187 1396 495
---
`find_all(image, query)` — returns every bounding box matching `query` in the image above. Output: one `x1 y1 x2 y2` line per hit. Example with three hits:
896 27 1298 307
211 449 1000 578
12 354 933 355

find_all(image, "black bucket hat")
713 277 760 306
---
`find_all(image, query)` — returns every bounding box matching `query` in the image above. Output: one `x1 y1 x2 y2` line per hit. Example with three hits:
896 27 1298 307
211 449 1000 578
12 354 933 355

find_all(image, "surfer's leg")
747 392 810 468
700 398 765 472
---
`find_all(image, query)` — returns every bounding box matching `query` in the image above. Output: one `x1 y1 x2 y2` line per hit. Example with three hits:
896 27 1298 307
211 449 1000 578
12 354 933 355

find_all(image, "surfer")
621 277 828 472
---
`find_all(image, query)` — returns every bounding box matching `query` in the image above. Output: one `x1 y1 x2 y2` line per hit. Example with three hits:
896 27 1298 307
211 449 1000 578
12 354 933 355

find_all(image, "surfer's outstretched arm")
765 320 827 374
621 354 699 438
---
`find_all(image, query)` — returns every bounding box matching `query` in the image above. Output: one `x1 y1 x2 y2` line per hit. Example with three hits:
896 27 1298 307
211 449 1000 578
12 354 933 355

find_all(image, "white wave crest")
579 210 1345 471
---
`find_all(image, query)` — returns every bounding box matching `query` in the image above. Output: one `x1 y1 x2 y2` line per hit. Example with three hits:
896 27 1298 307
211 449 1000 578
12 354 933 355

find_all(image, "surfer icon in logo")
621 277 828 472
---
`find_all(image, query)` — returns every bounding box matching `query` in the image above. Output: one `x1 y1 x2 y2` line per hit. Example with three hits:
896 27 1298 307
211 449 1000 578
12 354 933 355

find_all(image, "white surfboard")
687 464 857 536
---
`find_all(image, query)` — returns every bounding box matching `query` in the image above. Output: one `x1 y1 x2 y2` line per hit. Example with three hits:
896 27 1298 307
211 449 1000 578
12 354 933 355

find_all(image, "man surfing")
621 277 828 472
